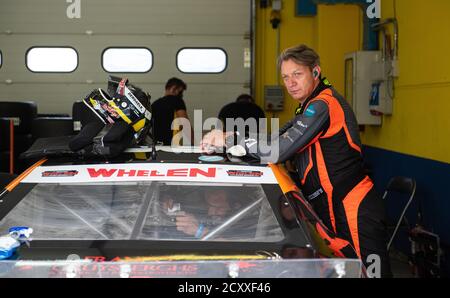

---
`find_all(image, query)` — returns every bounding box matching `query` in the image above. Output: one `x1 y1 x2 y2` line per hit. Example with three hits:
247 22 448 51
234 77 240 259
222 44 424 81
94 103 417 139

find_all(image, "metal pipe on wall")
372 18 399 59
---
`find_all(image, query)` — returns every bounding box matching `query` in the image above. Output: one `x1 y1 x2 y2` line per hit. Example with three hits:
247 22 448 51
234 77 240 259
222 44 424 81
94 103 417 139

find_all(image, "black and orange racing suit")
233 79 391 277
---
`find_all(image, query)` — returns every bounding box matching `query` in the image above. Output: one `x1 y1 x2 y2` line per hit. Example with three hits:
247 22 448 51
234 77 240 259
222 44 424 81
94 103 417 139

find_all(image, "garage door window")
102 48 153 73
177 48 227 73
26 47 78 72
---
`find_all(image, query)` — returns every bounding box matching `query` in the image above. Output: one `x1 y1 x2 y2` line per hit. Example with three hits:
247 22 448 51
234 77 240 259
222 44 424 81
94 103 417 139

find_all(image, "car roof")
0 143 316 262
18 143 280 185
20 136 266 167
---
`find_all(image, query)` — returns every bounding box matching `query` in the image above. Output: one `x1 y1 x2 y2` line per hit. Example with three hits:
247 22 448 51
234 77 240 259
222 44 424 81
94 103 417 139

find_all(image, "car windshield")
0 182 284 242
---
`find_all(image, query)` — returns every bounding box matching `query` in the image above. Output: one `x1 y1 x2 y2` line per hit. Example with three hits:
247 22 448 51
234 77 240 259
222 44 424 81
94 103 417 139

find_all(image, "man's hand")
200 129 234 153
175 213 206 236
161 197 174 211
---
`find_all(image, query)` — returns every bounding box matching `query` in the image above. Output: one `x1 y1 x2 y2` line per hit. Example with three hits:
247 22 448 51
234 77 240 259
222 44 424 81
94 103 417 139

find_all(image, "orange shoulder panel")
313 89 344 139
313 89 361 152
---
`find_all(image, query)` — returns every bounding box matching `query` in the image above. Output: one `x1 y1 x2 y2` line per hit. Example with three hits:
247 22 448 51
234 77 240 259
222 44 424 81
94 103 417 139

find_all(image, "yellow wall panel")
255 2 360 128
361 0 450 163
316 4 361 95
255 0 450 163
255 1 317 126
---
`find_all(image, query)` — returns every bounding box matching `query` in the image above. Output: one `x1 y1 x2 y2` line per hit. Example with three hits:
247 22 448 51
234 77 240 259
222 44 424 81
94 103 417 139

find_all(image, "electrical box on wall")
264 85 284 111
344 51 393 126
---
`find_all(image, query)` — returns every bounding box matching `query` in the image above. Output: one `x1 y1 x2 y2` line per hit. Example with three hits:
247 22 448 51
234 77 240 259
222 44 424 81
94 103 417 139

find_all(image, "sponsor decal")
125 88 146 113
306 188 324 201
227 170 263 177
46 262 199 278
15 254 270 278
304 104 316 117
296 121 308 128
87 167 216 178
42 170 78 177
236 261 259 269
22 163 277 184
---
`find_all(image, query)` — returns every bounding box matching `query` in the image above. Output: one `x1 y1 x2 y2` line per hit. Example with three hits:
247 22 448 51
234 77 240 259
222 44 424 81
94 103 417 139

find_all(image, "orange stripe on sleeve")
317 91 344 139
316 90 361 152
301 147 313 185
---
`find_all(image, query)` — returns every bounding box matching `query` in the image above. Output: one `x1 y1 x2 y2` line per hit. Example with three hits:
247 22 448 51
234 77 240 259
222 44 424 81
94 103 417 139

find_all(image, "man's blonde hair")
277 44 320 70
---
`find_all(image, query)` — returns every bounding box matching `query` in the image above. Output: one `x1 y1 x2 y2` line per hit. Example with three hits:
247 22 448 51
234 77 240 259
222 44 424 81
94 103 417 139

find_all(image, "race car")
0 142 362 278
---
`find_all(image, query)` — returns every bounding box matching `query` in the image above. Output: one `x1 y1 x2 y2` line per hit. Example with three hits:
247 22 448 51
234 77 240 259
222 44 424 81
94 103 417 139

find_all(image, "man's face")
169 86 185 98
281 59 318 103
206 190 231 222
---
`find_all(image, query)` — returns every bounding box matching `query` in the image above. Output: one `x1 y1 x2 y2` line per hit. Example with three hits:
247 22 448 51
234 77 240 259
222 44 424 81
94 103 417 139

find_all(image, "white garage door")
0 0 252 121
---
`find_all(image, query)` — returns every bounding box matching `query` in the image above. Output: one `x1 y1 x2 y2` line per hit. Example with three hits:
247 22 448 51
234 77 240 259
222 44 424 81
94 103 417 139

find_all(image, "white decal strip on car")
21 163 277 184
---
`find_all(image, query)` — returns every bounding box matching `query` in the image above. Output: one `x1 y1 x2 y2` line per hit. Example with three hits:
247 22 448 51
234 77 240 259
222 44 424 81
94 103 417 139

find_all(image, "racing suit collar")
295 78 331 115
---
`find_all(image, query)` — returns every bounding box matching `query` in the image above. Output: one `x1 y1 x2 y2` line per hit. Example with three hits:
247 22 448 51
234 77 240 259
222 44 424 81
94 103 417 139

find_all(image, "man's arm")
175 109 189 119
278 117 295 136
200 100 330 163
175 213 209 238
246 100 330 163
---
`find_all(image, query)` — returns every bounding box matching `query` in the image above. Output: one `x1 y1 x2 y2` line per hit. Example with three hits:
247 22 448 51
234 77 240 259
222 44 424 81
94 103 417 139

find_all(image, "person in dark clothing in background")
151 78 192 145
235 93 256 104
218 94 266 136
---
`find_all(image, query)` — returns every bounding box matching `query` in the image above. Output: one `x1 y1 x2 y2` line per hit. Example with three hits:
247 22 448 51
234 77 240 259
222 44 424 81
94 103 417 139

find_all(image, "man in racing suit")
201 45 392 277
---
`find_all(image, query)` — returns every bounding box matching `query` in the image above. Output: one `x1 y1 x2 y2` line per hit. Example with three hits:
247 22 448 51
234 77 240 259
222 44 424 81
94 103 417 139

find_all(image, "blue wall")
363 145 450 275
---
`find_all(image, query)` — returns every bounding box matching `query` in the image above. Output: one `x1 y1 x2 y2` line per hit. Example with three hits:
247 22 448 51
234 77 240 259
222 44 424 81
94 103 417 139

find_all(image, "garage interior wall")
255 0 450 254
362 0 450 165
0 0 251 122
255 2 362 126
363 0 450 256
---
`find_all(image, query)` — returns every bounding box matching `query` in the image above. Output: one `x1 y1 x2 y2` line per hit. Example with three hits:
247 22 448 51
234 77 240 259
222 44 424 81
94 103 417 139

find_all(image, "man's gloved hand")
175 213 208 238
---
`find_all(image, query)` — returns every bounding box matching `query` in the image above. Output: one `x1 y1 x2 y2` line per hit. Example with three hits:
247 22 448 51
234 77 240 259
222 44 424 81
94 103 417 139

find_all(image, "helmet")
72 77 152 158
82 77 152 144
106 76 152 144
